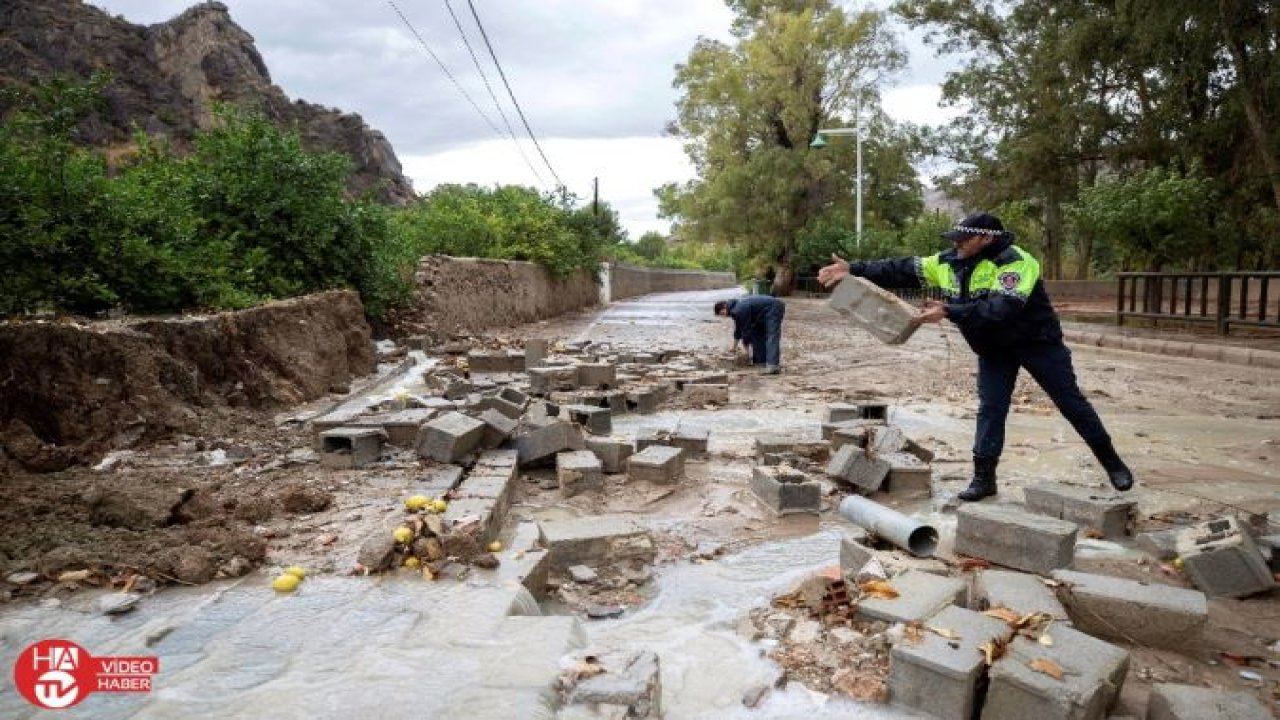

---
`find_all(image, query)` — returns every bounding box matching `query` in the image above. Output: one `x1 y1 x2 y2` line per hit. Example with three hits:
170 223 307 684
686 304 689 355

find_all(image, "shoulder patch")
999 271 1021 291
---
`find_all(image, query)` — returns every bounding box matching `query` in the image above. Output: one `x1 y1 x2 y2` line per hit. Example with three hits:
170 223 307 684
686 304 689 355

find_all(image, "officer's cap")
941 212 1005 242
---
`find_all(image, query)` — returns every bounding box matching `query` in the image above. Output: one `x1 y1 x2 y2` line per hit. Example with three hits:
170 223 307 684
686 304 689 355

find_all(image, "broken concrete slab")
857 569 965 624
825 444 891 492
477 408 518 449
867 425 908 454
418 412 486 463
562 404 612 436
1023 483 1137 539
1174 516 1276 598
412 465 465 498
627 445 685 485
557 450 604 497
319 427 383 469
1136 527 1182 561
882 452 931 495
625 387 663 414
345 408 436 448
972 569 1070 623
538 515 655 573
584 436 634 474
888 604 1014 720
515 420 584 466
754 434 801 457
528 366 579 395
750 465 821 516
983 624 1128 720
1050 569 1207 651
1145 683 1273 720
565 651 661 719
670 427 709 458
954 503 1077 575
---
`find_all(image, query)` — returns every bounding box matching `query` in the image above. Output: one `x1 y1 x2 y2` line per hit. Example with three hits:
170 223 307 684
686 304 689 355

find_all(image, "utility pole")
855 95 862 249
592 177 599 218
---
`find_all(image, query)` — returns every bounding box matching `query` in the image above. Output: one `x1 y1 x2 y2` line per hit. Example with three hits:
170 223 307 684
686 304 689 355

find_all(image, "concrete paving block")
889 605 1014 720
413 465 465 498
1174 516 1276 598
515 420 584 466
576 362 617 389
1135 527 1182 561
983 625 1129 720
467 351 508 373
628 445 685 485
538 515 655 573
475 448 519 472
682 383 728 406
417 411 486 463
825 403 861 423
478 408 518 449
361 409 436 448
443 496 501 542
557 450 604 497
750 465 821 515
477 394 525 420
584 436 634 474
755 434 801 456
828 275 920 344
972 569 1070 623
634 429 666 453
562 404 613 435
883 452 931 495
955 504 1078 575
826 444 891 492
1050 570 1207 651
626 387 664 414
857 570 966 624
1024 483 1137 538
528 366 579 394
566 651 661 718
670 427 709 457
319 427 384 468
498 386 530 408
1146 683 1273 720
868 425 908 454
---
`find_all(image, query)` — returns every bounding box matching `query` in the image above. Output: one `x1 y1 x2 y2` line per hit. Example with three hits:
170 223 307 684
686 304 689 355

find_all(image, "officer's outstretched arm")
852 256 929 290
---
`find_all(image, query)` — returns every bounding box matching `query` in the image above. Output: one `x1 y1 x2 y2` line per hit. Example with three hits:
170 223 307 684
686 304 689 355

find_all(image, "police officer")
714 295 785 375
817 212 1134 500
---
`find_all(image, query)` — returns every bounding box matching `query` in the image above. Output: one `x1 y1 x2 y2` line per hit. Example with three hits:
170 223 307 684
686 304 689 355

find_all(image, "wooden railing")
1117 272 1280 335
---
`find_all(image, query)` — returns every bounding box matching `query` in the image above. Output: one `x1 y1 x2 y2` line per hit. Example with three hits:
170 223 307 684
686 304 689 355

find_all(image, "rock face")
0 0 413 204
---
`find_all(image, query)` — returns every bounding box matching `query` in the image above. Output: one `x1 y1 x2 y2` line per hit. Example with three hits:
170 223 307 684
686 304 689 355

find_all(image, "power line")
441 0 547 187
385 0 505 140
465 0 565 188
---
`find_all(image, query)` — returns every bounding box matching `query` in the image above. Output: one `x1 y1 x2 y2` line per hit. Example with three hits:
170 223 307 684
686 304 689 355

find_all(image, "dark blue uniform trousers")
974 340 1109 460
749 302 786 366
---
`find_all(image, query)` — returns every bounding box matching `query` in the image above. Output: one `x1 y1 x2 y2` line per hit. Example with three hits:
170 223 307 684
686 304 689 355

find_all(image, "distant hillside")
0 0 414 204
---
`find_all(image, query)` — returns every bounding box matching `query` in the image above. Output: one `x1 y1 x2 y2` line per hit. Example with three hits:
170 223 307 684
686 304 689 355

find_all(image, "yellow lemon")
393 527 414 544
1172 557 1184 571
403 556 421 568
487 541 503 553
272 574 301 592
404 495 430 511
431 499 448 513
283 566 306 580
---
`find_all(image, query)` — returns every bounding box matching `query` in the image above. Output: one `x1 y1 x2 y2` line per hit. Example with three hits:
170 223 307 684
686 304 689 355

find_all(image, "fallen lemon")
403 556 421 568
283 566 307 580
487 541 503 553
393 526 414 544
1172 557 1184 571
404 495 430 511
431 499 448 513
272 574 301 592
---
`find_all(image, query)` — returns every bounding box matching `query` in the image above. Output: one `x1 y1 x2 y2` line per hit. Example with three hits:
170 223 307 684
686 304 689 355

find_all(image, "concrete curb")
1063 329 1280 370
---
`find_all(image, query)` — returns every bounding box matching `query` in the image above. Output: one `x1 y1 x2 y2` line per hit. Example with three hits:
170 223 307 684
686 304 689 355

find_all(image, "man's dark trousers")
761 302 784 366
974 341 1109 460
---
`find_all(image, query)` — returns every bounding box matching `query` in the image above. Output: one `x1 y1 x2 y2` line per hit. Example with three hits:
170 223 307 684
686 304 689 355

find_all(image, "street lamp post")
809 99 865 248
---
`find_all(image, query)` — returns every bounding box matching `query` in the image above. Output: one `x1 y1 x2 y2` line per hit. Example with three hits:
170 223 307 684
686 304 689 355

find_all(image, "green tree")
633 231 667 260
663 0 910 295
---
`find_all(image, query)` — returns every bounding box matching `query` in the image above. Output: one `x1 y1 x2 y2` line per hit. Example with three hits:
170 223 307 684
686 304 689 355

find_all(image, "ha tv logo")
13 639 158 710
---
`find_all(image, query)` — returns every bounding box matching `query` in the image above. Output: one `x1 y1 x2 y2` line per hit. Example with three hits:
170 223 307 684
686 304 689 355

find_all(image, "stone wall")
606 263 738 301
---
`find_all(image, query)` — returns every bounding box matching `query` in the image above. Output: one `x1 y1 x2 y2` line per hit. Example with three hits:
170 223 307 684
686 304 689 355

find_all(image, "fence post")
1115 276 1125 327
1216 275 1231 335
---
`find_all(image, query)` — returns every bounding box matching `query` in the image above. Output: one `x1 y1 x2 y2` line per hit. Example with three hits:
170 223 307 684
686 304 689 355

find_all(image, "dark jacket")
851 236 1063 354
724 295 782 343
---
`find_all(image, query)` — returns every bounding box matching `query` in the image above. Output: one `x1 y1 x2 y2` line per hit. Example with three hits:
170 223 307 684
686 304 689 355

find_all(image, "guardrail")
1117 272 1280 335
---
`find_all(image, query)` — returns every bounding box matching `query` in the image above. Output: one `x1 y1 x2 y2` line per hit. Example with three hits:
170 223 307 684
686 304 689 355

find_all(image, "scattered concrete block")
1050 570 1207 651
477 408 518 449
442 496 503 543
417 412 486 463
857 570 965 624
750 465 821 515
585 436 634 474
528 366 579 394
355 409 435 448
631 352 659 364
889 605 1013 720
983 625 1129 720
1175 516 1276 598
839 536 876 575
868 425 908 454
825 403 861 423
320 427 384 468
562 404 612 435
413 465 465 498
1146 683 1273 720
442 378 472 401
628 445 684 485
467 351 507 373
954 504 1077 575
498 386 530 409
576 363 617 389
476 394 525 420
538 515 655 573
682 383 728 406
565 651 661 719
829 276 920 344
1024 483 1136 539
754 434 800 456
557 450 604 497
882 452 931 495
525 338 547 368
858 402 889 421
1260 534 1280 573
474 448 519 472
826 444 891 492
904 437 935 462
972 569 1070 623
830 425 871 451
515 420 584 466
626 387 664 414
670 427 709 457
634 429 667 453
1136 527 1182 561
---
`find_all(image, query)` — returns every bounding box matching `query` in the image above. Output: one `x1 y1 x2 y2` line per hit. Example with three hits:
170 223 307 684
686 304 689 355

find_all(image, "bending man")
818 212 1134 500
714 295 786 375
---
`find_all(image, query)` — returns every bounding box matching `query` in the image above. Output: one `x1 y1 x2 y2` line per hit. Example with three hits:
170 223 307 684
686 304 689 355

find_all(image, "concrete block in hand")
828 276 920 344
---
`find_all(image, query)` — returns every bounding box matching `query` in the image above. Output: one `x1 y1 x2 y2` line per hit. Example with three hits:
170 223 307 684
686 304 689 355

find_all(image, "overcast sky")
89 0 959 238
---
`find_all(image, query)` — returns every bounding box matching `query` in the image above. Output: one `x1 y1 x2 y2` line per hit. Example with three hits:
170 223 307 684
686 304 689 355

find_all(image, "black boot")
1087 437 1134 492
958 456 999 501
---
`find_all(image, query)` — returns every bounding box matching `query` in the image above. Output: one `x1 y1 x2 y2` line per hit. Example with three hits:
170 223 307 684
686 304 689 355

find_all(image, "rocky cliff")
0 0 414 203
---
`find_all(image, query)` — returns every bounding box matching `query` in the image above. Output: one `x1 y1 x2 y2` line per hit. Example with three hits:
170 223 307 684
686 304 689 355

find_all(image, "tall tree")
663 0 909 294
